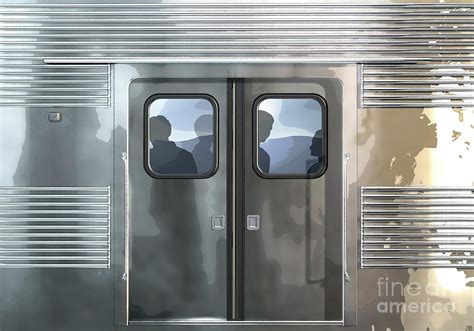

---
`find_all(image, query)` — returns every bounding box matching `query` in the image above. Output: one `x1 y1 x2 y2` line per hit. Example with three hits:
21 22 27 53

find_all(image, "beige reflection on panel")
402 63 474 331
412 66 474 187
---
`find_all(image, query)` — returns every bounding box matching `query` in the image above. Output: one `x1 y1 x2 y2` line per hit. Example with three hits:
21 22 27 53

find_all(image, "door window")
254 94 327 178
144 95 218 178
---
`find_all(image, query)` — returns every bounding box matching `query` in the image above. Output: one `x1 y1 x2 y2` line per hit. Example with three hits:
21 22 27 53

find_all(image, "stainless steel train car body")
0 1 473 331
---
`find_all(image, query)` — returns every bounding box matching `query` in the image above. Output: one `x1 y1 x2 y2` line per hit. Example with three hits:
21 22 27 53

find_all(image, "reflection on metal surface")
362 62 474 108
0 186 110 268
361 186 474 268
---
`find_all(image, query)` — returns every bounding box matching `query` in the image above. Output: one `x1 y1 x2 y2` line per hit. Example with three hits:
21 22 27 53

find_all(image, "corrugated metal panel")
0 186 110 268
0 3 473 63
0 64 110 107
0 3 473 108
361 187 474 269
362 62 474 108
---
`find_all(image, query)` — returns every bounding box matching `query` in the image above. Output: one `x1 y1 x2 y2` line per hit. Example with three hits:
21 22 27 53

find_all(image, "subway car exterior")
0 1 473 331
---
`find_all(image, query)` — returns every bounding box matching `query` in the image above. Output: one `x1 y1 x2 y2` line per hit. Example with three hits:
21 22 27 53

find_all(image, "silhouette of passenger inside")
258 110 274 173
192 114 214 174
149 115 197 174
308 129 324 174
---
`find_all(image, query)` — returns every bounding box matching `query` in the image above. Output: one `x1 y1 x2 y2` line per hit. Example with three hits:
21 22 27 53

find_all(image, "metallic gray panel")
361 186 474 268
0 186 110 268
362 62 474 108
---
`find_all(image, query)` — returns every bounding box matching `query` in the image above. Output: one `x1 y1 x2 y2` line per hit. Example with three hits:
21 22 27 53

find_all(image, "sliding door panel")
128 79 229 321
242 79 344 321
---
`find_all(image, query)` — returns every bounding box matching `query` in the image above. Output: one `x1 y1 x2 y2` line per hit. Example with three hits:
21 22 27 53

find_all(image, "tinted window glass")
146 96 217 177
255 95 326 177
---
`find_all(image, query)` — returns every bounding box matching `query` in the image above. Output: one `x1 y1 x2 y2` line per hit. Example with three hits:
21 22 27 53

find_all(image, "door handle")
246 215 260 231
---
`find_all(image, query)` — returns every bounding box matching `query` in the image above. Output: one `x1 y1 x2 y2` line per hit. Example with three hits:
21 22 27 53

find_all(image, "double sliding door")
127 78 343 323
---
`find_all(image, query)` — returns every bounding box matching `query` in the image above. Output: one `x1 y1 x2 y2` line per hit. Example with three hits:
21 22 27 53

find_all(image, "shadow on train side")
129 177 224 319
0 109 119 331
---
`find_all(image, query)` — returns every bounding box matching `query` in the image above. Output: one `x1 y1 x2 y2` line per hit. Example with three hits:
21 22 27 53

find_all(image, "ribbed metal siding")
361 187 474 269
1 3 473 63
362 63 474 108
0 3 473 108
0 64 110 108
0 187 110 268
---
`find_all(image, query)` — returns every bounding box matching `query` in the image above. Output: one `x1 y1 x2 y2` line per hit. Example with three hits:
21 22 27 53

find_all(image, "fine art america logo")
377 276 456 314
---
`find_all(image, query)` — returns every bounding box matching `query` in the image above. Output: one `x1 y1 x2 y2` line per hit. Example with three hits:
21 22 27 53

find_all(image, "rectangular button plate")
211 215 225 231
246 215 260 231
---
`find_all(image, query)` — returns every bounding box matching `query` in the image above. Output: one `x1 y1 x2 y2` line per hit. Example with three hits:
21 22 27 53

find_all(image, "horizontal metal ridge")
0 194 108 198
0 248 108 252
0 3 472 8
5 28 473 35
0 103 110 107
0 186 110 191
42 57 439 64
364 232 474 237
0 17 472 23
0 256 108 260
0 241 108 245
5 32 474 38
3 40 474 47
361 186 474 269
0 264 108 268
363 201 474 206
364 240 474 245
364 71 474 76
364 95 474 100
362 263 474 268
0 8 470 14
363 209 474 214
364 225 474 230
362 186 474 191
1 16 473 22
363 256 474 261
365 248 474 252
2 22 474 27
364 79 474 84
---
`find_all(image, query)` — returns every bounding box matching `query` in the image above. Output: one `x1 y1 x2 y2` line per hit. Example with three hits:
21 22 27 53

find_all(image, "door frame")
113 64 358 327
